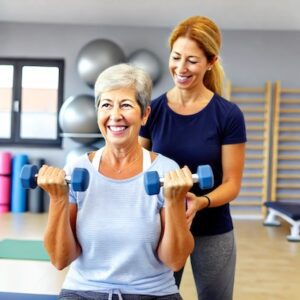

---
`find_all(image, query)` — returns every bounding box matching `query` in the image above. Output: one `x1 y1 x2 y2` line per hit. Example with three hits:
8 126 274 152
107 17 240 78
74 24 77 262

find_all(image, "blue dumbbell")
20 164 90 192
144 165 214 196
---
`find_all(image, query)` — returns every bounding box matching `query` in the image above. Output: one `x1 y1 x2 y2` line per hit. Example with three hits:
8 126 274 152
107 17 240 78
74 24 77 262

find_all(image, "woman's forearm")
44 198 80 270
158 203 194 271
201 178 242 208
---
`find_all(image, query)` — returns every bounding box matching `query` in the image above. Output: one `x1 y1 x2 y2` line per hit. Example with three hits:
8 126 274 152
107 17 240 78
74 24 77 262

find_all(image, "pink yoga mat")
0 152 12 213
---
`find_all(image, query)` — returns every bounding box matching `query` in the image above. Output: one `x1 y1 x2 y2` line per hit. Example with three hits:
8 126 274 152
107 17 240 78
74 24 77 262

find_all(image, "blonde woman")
140 16 247 300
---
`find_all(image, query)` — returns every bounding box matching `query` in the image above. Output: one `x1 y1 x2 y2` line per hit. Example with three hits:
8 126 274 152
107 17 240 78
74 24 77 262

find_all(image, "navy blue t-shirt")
140 93 247 236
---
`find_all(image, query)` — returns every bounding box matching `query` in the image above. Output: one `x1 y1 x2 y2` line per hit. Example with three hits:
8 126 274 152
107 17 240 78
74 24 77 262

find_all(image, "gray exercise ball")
77 39 126 88
66 144 98 165
59 94 99 144
128 49 162 84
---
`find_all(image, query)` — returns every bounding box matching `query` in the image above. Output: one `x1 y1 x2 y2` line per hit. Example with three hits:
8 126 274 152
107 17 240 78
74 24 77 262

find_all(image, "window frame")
0 57 64 147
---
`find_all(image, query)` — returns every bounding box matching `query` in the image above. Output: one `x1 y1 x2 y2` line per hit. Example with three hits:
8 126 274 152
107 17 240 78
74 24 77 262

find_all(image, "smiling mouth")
176 74 191 83
108 125 128 133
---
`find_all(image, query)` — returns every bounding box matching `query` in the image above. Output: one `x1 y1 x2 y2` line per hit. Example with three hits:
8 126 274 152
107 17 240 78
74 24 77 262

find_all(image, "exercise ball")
59 94 99 144
77 39 126 88
66 144 98 165
128 49 162 84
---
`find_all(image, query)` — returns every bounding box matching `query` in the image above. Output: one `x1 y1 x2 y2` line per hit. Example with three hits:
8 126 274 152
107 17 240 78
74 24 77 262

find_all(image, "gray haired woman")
39 64 195 299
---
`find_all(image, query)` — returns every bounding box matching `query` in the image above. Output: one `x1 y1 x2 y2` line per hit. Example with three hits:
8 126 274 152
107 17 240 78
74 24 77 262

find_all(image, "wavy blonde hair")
169 16 225 96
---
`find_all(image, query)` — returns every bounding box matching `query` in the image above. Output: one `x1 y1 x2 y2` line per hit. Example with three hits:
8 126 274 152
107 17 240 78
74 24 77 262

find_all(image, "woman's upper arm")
69 203 78 237
222 143 245 187
157 208 165 250
139 136 151 150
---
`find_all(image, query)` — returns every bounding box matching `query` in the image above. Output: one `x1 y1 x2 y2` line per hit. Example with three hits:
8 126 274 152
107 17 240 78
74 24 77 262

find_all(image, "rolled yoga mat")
0 152 12 213
11 154 29 213
28 158 46 213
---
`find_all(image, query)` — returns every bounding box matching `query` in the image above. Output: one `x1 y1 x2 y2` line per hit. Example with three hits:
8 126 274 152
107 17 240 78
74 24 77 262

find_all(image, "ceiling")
0 0 299 31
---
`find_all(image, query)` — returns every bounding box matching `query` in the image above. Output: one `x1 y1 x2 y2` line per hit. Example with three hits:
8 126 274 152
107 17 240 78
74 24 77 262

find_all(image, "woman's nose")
110 105 122 120
177 60 187 72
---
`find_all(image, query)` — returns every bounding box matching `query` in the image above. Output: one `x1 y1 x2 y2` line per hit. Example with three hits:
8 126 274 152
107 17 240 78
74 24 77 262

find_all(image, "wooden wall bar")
226 81 300 217
271 81 300 203
226 81 272 216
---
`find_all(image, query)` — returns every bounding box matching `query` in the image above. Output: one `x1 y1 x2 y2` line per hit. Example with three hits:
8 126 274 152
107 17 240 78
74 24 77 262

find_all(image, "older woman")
38 63 194 300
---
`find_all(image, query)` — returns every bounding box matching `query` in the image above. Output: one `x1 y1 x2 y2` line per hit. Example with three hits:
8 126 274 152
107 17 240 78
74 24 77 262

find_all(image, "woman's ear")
208 55 219 70
142 106 151 125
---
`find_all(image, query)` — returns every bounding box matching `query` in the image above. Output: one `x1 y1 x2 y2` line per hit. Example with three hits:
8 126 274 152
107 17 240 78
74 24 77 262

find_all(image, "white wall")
1 21 300 166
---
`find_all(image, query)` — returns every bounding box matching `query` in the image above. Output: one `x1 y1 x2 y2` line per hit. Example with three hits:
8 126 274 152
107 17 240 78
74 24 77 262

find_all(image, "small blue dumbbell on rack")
20 164 90 192
144 165 214 195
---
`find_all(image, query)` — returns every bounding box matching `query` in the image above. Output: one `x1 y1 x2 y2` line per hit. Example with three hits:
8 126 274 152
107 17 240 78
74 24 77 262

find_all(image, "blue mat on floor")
0 292 57 299
0 239 50 261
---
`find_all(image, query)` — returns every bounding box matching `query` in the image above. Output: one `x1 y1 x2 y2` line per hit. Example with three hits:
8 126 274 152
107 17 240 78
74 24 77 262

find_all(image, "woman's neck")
168 86 213 106
99 143 143 178
167 87 214 115
104 143 142 163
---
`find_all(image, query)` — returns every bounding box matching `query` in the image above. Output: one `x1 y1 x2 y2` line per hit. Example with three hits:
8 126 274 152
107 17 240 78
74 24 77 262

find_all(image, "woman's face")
169 37 211 90
97 87 149 148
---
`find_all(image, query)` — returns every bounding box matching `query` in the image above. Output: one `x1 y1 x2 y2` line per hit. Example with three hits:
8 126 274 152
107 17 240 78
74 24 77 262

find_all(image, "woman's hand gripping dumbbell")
20 164 89 192
144 165 214 195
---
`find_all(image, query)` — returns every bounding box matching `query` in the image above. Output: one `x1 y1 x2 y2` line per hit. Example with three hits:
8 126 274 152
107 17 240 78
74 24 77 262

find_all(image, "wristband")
202 195 211 208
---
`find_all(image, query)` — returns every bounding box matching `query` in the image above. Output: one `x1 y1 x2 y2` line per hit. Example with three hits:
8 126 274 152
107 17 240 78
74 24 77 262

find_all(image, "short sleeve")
223 104 247 144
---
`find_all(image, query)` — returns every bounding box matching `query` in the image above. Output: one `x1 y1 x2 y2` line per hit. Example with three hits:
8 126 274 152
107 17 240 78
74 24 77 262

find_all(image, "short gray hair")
94 63 152 115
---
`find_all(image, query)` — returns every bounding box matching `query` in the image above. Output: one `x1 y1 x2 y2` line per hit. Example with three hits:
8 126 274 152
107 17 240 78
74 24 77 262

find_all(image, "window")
0 58 64 147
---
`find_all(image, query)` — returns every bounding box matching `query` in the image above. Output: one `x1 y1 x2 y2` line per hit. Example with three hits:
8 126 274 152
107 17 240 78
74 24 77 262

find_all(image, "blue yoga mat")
11 154 29 212
28 158 46 213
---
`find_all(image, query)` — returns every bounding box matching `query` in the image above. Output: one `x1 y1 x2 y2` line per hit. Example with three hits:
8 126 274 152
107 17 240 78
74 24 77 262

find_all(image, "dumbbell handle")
33 173 72 184
157 174 200 186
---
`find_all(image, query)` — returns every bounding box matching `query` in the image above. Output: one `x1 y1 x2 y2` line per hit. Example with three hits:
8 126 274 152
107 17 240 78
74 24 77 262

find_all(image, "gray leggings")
175 230 236 300
59 290 182 300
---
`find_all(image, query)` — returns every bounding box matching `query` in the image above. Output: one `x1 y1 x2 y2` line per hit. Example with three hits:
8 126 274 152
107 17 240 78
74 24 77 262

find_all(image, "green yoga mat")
0 239 50 261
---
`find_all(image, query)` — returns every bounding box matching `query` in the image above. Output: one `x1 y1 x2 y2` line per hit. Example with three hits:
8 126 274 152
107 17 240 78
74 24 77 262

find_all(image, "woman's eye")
188 60 198 64
121 103 132 109
100 103 110 109
172 57 180 60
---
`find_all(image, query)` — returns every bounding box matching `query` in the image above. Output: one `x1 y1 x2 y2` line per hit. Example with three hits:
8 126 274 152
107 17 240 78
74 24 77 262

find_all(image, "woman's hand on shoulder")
37 165 69 200
163 166 193 205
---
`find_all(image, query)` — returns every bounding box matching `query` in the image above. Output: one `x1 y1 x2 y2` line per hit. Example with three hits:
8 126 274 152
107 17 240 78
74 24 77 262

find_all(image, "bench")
264 201 300 242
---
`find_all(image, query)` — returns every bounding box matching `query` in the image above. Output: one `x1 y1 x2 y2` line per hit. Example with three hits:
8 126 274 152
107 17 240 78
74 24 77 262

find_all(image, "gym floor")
0 213 299 300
